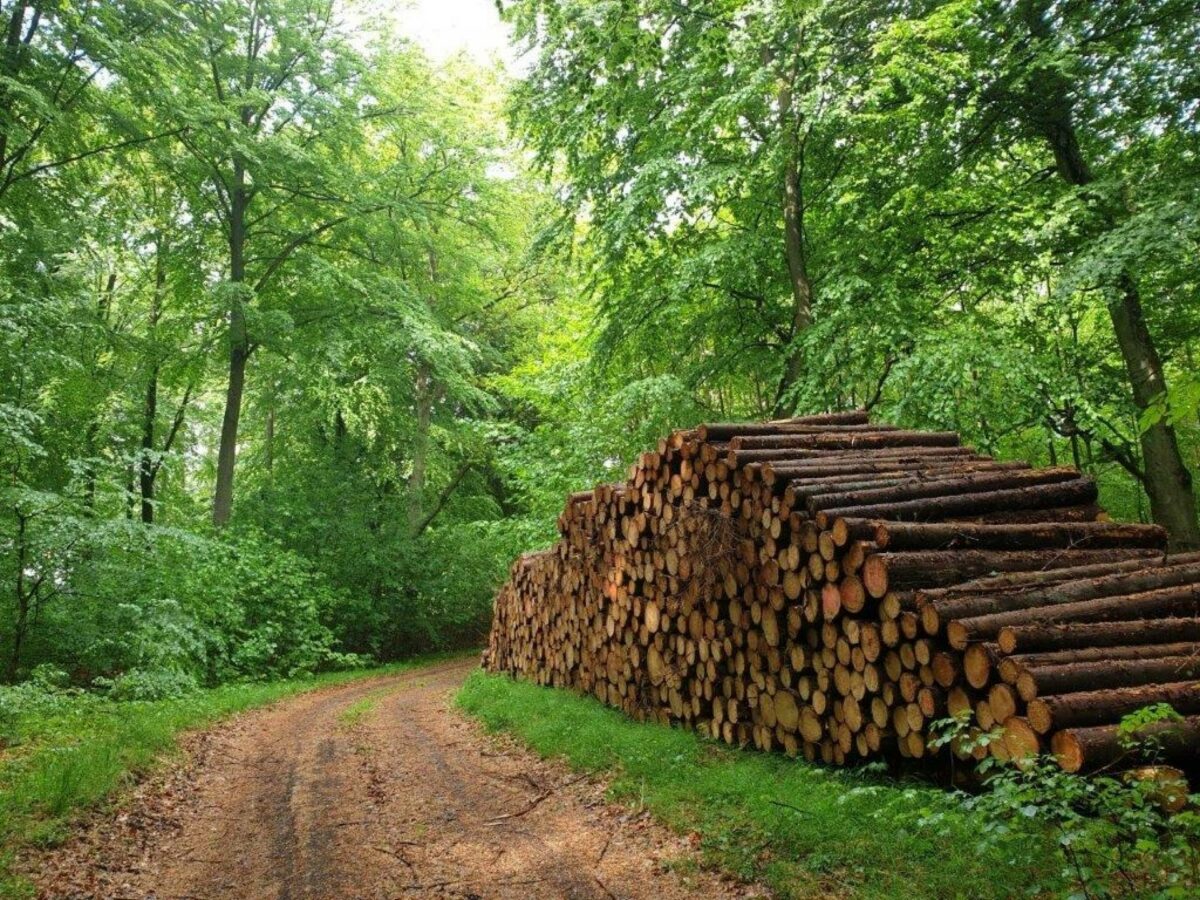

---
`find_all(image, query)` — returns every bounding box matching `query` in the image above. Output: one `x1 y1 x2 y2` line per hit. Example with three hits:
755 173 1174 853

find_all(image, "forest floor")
23 657 760 899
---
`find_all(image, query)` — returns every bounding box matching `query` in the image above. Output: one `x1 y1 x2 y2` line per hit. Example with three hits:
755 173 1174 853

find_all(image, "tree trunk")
820 477 1099 523
0 0 30 172
999 618 1200 655
1052 716 1200 773
773 64 814 415
1108 274 1199 548
408 363 432 535
946 583 1200 649
1019 0 1200 550
1027 681 1200 734
140 236 166 524
7 509 29 681
213 157 249 528
140 367 158 524
265 403 274 474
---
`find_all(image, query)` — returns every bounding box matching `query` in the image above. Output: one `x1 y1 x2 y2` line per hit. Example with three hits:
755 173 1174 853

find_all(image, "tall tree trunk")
1019 0 1200 549
774 70 814 416
1108 274 1197 542
213 158 249 527
265 403 274 474
0 0 30 171
408 366 431 535
140 371 157 523
7 509 29 681
140 236 166 524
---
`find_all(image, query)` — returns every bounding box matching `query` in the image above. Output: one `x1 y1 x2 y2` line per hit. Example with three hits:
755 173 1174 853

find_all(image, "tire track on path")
29 659 766 899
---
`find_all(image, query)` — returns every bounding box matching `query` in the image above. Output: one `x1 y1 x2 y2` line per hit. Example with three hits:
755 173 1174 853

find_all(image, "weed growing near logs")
928 709 1198 899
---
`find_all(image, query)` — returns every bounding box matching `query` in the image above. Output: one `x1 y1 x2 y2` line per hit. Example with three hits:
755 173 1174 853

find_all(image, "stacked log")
484 412 1199 776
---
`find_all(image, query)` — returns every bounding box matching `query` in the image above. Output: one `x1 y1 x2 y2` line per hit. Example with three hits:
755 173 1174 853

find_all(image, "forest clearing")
2 0 1199 897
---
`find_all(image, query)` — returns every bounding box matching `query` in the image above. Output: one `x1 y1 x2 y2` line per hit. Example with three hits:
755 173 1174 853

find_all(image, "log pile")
484 412 1199 776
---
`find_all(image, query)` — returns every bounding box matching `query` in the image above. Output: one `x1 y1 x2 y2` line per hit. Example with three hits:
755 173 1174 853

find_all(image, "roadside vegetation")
458 670 1200 900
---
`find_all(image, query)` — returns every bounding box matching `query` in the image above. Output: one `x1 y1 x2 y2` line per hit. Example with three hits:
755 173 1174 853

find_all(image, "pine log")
998 618 1200 655
730 430 962 451
807 467 1084 515
1019 656 1200 699
951 505 1105 524
1007 641 1200 672
736 446 977 469
1051 716 1200 772
929 562 1200 633
696 421 896 441
869 521 1166 552
818 478 1099 523
918 557 1178 633
945 583 1200 649
782 464 1029 503
861 548 1160 598
1027 681 1200 733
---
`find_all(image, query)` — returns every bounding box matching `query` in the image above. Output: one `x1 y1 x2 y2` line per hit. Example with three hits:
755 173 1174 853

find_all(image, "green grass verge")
456 669 1065 900
0 651 469 898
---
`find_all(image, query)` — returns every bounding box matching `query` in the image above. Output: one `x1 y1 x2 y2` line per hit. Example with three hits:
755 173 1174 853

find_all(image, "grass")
456 669 1068 900
0 651 468 898
338 694 381 729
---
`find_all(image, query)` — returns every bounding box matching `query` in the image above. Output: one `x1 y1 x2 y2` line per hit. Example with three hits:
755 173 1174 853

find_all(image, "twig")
769 799 809 816
484 773 589 825
595 828 615 866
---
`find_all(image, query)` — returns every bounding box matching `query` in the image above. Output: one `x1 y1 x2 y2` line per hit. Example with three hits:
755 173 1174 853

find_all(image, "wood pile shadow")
483 411 1200 777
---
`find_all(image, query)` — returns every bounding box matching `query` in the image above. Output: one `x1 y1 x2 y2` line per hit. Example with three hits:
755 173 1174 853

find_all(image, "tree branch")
410 462 472 538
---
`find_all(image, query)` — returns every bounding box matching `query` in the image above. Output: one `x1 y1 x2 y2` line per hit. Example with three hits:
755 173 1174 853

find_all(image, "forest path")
30 658 759 899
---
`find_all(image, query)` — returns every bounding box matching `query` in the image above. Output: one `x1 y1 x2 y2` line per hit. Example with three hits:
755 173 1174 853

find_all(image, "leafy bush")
100 669 200 702
1 519 346 688
964 758 1198 898
930 710 1199 898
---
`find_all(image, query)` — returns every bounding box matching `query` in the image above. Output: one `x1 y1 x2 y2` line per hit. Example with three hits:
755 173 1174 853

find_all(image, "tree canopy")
2 0 1198 691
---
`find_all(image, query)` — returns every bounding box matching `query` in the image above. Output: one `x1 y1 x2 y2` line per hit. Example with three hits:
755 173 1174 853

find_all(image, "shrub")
931 709 1200 898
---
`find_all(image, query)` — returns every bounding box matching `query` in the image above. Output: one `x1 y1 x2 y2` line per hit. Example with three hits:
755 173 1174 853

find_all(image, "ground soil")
27 659 765 899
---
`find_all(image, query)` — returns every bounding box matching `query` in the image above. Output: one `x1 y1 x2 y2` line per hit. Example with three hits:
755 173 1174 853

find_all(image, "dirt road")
30 659 761 899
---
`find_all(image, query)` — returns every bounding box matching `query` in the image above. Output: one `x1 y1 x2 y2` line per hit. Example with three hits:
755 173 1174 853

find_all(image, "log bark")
808 467 1084 515
862 548 1159 598
917 554 1191 603
870 521 1166 552
998 618 1200 655
927 560 1200 628
1027 681 1200 734
1020 655 1200 699
761 453 998 483
945 584 1200 649
1051 716 1200 773
952 505 1104 525
819 478 1098 523
732 446 976 468
697 418 878 440
731 431 961 451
